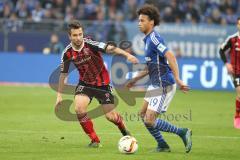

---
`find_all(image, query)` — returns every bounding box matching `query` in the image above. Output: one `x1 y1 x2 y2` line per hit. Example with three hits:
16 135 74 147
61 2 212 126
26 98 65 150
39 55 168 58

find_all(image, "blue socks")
154 118 183 135
144 118 183 145
144 123 166 144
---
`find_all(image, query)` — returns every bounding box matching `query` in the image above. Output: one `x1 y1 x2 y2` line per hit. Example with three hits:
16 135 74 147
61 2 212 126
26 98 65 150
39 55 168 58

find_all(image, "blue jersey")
143 30 175 87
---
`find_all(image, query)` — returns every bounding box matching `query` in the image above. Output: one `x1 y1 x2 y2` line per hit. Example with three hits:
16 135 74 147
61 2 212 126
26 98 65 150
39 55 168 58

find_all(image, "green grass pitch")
0 86 240 160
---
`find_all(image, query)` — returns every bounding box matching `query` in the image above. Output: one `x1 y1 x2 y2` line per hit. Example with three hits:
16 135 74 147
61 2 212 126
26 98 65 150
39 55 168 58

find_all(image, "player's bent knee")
74 106 86 115
144 119 155 127
105 111 116 121
236 94 240 101
237 96 240 101
139 111 145 120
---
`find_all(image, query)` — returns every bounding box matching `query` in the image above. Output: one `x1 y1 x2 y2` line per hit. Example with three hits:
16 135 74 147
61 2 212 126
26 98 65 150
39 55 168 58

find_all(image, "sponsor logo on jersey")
74 56 91 64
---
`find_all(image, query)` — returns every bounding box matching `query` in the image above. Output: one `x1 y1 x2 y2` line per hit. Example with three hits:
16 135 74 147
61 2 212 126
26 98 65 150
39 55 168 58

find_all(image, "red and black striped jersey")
220 32 240 75
60 38 110 86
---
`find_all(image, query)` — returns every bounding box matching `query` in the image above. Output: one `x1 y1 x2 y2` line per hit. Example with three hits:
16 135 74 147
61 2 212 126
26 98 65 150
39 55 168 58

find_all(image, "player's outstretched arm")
125 66 148 88
105 45 139 64
165 51 190 93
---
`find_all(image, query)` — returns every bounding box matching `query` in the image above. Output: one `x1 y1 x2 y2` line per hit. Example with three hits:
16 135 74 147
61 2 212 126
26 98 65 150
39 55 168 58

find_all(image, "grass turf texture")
0 86 240 160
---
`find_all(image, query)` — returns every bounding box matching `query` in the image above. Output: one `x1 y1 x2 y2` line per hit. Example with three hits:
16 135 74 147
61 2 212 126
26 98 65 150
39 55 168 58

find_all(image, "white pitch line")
0 130 240 140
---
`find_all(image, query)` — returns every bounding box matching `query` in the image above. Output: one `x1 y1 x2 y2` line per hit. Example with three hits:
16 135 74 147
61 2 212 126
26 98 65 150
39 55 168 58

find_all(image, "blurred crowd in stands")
1 0 240 25
0 0 239 54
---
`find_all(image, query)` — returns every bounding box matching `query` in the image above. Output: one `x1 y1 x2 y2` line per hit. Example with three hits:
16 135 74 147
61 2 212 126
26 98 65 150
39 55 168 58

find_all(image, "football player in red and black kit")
55 20 139 147
219 17 240 129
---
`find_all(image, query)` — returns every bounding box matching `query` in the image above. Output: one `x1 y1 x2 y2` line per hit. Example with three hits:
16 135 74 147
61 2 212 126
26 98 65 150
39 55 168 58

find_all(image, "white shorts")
144 84 176 113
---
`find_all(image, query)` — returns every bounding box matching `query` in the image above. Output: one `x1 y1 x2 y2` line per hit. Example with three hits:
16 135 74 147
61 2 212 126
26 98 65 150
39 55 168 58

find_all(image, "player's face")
237 19 240 32
138 14 154 34
69 28 84 47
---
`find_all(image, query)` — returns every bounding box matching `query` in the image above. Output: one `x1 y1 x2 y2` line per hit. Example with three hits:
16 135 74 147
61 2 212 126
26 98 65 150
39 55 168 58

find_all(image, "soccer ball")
118 136 138 154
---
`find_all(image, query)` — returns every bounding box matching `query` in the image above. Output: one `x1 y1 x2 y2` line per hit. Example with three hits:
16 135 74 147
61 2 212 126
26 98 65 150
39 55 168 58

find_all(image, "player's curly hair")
137 4 160 26
67 20 83 34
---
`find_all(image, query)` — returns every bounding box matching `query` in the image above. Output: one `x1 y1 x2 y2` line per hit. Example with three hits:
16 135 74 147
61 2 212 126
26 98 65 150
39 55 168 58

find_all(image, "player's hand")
125 79 137 89
176 79 190 93
55 95 62 111
127 55 139 64
225 63 233 74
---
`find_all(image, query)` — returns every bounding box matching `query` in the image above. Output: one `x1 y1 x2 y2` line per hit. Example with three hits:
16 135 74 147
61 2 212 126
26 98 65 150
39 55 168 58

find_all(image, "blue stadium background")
1 0 239 91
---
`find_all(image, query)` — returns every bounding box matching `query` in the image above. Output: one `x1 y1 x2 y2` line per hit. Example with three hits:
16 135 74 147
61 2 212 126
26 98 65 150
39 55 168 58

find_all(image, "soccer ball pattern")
118 136 138 154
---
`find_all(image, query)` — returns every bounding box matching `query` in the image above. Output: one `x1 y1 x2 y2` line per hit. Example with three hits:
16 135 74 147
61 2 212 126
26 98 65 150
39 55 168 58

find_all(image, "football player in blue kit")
126 4 192 153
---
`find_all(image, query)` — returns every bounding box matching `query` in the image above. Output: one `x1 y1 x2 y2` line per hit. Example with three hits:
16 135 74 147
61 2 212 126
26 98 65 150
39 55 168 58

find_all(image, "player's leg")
144 105 187 152
102 104 131 136
140 100 169 149
235 86 240 117
147 86 185 135
93 84 130 136
139 100 148 119
75 84 101 147
144 85 184 134
150 110 192 153
233 75 240 128
144 85 192 153
234 85 240 128
143 87 171 152
142 103 171 152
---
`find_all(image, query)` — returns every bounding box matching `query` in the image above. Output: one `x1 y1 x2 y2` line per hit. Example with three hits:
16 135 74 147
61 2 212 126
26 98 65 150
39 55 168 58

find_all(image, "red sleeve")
60 50 71 73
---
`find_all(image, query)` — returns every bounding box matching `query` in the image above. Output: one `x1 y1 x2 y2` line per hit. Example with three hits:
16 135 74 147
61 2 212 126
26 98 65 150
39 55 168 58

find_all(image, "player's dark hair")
237 17 240 22
137 4 160 26
67 20 83 34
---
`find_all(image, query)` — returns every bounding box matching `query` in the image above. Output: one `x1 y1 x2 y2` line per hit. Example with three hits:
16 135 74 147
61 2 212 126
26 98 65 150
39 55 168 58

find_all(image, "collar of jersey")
71 40 85 52
143 30 155 43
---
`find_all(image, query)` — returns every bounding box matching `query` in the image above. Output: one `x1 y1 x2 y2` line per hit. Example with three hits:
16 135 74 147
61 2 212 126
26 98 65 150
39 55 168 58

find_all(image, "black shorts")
75 81 114 104
233 75 240 88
